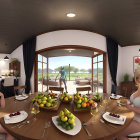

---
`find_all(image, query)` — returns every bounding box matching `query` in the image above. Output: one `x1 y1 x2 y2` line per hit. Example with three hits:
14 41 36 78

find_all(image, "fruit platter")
73 92 97 112
52 108 81 135
32 93 60 111
59 92 72 103
93 92 102 102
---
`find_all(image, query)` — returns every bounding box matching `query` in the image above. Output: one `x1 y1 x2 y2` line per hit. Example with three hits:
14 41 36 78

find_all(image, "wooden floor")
129 138 138 140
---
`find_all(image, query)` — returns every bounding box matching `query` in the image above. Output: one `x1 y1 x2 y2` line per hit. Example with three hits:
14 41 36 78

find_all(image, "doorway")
34 45 107 94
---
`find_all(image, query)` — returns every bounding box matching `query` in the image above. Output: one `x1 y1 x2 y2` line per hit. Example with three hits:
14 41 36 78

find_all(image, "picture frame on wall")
133 56 140 73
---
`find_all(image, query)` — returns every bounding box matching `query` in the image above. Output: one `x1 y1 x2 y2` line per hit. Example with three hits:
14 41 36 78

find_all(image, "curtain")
23 37 36 93
106 37 118 93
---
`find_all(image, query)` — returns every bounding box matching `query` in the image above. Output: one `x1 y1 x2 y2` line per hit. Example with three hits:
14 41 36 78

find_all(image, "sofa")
75 77 99 85
43 77 59 86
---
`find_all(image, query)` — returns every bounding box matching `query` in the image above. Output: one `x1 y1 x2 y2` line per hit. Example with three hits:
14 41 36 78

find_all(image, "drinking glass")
31 104 40 120
98 105 105 116
90 107 98 123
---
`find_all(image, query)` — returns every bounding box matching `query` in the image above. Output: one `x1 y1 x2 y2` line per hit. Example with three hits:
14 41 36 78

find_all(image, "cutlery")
100 118 117 129
11 117 36 128
41 122 51 138
11 120 27 128
82 121 92 136
18 120 30 128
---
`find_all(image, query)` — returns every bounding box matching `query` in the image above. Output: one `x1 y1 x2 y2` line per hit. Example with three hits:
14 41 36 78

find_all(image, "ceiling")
0 0 140 53
40 48 98 58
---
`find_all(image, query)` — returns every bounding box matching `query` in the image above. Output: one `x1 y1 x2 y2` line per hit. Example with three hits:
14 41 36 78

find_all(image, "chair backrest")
14 85 26 96
76 86 91 94
49 86 64 94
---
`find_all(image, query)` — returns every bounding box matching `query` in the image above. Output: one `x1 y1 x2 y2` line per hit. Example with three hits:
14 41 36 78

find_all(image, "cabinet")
120 81 137 98
9 60 20 77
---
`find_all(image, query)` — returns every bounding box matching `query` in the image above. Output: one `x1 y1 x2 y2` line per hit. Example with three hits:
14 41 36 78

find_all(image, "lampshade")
4 56 9 60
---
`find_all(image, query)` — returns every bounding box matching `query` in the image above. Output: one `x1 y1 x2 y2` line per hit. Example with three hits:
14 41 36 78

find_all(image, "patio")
38 81 103 94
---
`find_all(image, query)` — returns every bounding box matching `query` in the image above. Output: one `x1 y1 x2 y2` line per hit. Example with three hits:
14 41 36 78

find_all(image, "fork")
41 122 51 138
82 121 92 136
100 118 117 128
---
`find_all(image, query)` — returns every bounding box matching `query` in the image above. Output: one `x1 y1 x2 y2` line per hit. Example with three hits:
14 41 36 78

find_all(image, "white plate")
52 116 81 135
117 100 130 106
15 95 28 100
110 94 122 100
4 111 28 124
102 112 126 125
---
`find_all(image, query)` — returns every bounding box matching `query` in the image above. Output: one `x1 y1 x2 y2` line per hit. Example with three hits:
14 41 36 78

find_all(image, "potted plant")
124 74 130 82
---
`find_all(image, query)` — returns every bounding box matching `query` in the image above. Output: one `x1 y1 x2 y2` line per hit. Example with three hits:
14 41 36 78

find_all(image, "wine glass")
31 104 40 120
90 107 98 123
98 105 105 116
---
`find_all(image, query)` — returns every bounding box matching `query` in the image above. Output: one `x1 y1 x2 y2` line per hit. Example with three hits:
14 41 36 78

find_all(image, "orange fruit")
82 103 87 108
64 97 68 101
92 103 95 107
89 100 93 104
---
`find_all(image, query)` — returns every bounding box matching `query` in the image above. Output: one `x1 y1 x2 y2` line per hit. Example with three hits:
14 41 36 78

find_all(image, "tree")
88 68 92 73
73 68 79 73
80 69 86 73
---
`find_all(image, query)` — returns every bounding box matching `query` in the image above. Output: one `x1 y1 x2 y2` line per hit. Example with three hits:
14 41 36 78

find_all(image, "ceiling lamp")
4 56 9 60
67 13 76 17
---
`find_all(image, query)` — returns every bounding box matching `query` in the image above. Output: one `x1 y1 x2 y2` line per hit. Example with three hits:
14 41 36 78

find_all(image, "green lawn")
38 73 103 82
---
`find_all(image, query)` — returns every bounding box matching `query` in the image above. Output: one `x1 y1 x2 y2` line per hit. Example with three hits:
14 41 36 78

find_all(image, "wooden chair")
14 85 26 96
49 86 64 94
76 86 91 94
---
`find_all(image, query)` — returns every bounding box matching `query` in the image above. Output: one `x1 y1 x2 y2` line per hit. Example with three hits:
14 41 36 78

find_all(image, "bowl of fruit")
74 93 97 112
32 93 60 110
52 108 81 135
93 92 102 102
59 93 72 103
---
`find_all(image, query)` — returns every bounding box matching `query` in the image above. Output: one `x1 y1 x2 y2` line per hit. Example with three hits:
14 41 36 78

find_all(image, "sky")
38 55 103 70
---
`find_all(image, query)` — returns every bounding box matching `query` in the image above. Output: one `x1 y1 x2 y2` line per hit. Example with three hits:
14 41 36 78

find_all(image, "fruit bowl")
32 93 60 111
73 93 97 112
59 93 72 103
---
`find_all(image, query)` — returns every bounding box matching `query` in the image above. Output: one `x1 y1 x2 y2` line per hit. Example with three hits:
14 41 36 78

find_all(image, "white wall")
10 45 26 87
11 30 116 93
0 54 10 76
120 45 140 81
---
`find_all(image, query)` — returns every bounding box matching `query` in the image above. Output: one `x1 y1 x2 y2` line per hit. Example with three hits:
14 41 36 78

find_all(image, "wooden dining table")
0 93 134 140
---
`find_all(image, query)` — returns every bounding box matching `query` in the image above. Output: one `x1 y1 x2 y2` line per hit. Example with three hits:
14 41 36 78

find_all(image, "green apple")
77 99 82 104
60 96 64 101
68 113 75 119
43 97 47 101
59 111 64 117
46 102 51 107
77 104 81 109
68 118 74 124
61 116 68 122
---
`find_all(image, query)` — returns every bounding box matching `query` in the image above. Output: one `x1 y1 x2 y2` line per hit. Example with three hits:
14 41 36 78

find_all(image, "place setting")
109 93 122 100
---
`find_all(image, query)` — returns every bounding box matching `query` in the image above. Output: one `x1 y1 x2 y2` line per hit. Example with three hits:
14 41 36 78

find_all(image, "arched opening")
34 45 107 94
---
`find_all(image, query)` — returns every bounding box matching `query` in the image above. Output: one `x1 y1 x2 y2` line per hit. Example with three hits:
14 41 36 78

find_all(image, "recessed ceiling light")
67 13 76 17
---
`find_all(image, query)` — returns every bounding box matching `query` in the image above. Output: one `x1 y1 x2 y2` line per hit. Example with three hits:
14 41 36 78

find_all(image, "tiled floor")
38 81 103 94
